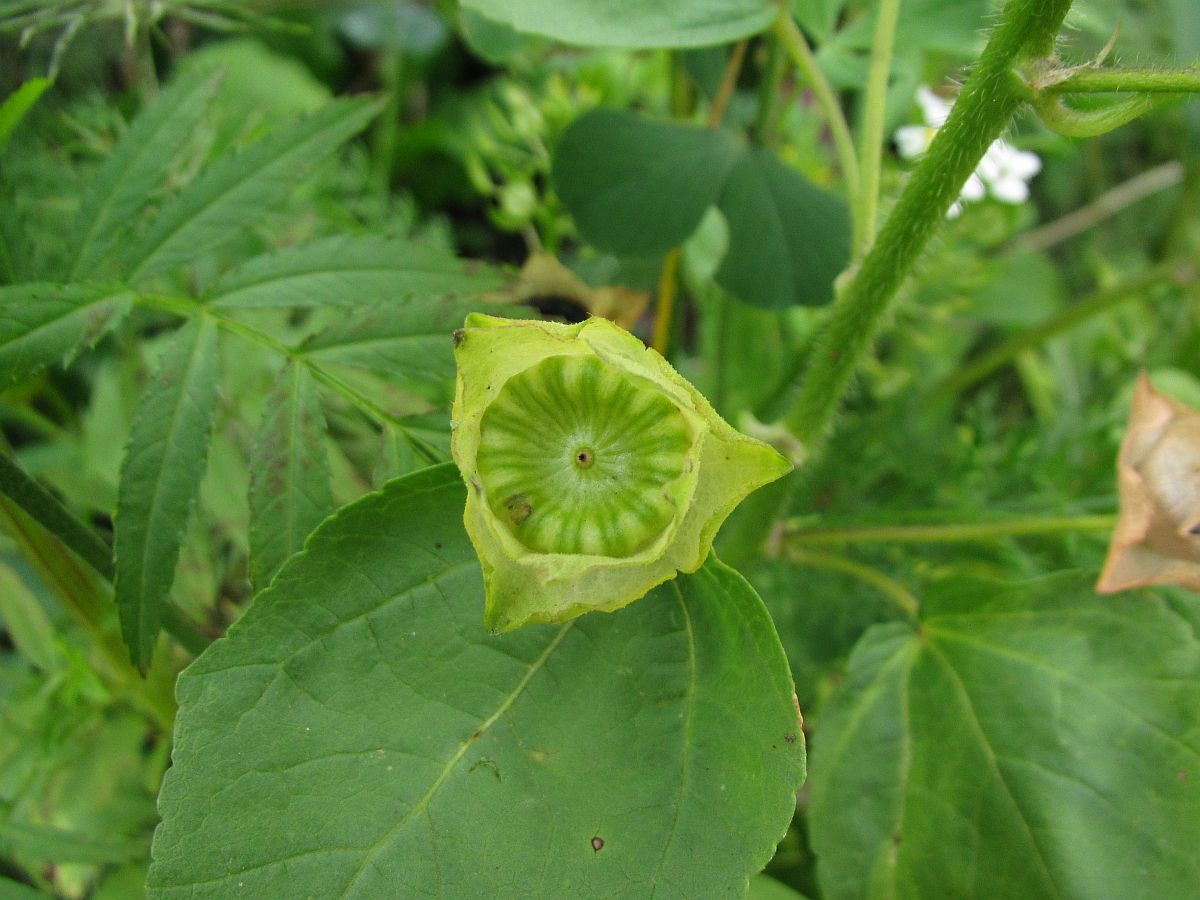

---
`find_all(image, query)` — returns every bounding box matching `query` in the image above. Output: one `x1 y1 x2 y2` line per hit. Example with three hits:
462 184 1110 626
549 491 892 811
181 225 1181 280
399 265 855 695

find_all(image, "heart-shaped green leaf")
552 109 850 309
149 464 804 897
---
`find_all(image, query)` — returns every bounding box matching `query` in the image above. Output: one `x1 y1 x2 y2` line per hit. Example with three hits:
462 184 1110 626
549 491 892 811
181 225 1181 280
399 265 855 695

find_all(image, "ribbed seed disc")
477 354 695 557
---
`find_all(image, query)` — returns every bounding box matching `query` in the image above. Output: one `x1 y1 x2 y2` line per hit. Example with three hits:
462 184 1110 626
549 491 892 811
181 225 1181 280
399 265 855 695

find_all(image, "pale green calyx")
451 314 792 632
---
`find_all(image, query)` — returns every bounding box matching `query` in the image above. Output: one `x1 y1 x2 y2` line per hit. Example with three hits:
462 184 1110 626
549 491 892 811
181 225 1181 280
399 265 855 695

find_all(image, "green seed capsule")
451 314 792 632
478 354 693 557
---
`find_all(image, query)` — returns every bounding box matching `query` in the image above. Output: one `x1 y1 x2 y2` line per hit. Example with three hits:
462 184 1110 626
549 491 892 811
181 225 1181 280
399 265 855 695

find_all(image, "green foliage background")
1 0 1198 897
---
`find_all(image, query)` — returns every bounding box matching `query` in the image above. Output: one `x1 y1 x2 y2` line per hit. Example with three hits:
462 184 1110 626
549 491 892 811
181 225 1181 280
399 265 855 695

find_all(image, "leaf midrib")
336 620 576 899
924 642 1065 899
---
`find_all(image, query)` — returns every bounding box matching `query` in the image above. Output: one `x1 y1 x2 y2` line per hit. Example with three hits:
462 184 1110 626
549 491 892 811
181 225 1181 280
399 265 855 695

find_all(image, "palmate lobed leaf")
299 295 528 384
114 318 221 670
808 572 1200 899
123 96 384 284
148 463 804 898
247 361 332 592
66 68 222 280
207 235 502 310
0 282 132 387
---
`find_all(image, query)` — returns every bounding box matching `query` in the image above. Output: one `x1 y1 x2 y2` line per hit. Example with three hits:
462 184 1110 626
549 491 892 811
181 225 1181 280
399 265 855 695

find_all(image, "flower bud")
451 314 793 632
1097 372 1200 593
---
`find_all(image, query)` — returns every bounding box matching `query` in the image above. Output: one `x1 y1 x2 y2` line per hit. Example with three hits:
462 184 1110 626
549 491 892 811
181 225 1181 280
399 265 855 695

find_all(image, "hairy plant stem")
1046 67 1200 94
773 8 860 205
855 0 903 258
936 257 1197 396
785 513 1115 545
782 0 1075 446
718 1 1077 568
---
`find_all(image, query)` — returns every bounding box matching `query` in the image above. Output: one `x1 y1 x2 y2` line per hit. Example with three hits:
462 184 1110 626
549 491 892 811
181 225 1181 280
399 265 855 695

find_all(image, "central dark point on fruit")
477 354 695 557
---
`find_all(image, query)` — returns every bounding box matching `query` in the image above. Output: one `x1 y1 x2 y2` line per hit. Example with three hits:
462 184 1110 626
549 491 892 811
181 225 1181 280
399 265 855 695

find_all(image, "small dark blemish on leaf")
452 329 465 347
784 733 797 744
591 836 604 853
891 833 902 846
1179 769 1190 782
470 476 482 495
469 758 502 781
434 542 443 550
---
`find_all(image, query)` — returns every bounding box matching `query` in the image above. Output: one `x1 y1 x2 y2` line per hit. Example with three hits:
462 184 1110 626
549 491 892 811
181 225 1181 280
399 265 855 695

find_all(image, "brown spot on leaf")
591 836 604 853
452 329 465 347
784 733 797 744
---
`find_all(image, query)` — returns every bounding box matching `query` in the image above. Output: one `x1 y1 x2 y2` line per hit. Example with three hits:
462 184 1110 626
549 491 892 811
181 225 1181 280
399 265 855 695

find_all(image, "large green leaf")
247 362 332 591
460 0 775 48
207 236 500 310
149 464 804 897
0 282 132 387
298 296 520 383
808 574 1200 899
114 318 220 670
67 69 221 279
124 97 383 283
552 109 850 309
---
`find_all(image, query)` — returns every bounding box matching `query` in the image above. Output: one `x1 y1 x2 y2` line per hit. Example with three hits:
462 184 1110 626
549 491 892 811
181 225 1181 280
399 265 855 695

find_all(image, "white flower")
896 86 1042 215
915 86 951 127
894 124 934 160
977 140 1042 203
